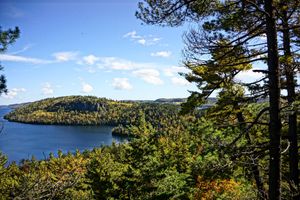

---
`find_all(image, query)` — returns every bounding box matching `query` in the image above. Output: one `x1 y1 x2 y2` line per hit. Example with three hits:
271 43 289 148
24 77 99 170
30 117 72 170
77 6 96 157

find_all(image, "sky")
0 0 263 105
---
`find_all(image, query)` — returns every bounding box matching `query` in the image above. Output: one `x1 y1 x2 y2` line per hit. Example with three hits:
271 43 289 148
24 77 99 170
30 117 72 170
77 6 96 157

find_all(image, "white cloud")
2 88 26 99
112 78 133 90
123 30 161 46
0 54 51 64
171 77 190 86
81 82 93 93
97 57 155 71
235 69 264 83
83 54 100 65
152 37 161 42
132 69 163 85
17 88 26 92
79 56 166 73
123 31 141 39
0 51 79 64
151 51 172 58
163 66 190 77
163 66 190 86
42 82 54 95
53 51 78 62
138 39 146 45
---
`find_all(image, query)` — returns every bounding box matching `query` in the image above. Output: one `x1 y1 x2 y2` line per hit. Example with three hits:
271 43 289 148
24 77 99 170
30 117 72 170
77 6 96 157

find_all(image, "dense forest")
0 95 270 199
1 95 299 199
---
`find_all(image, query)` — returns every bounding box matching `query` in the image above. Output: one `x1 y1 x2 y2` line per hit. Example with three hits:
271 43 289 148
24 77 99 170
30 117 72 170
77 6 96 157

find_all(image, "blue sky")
0 0 200 105
0 0 265 105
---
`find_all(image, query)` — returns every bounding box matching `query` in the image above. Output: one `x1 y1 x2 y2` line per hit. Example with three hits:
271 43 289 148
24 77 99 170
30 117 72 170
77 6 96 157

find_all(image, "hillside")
4 96 185 134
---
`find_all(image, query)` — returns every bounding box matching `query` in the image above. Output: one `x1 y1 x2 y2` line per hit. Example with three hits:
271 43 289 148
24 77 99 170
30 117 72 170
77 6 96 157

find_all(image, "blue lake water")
0 107 125 164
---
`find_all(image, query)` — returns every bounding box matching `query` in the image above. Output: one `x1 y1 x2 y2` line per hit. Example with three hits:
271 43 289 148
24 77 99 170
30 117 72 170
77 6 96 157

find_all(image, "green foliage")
0 151 92 199
3 97 277 199
0 26 20 52
87 148 130 199
0 26 20 95
0 109 257 199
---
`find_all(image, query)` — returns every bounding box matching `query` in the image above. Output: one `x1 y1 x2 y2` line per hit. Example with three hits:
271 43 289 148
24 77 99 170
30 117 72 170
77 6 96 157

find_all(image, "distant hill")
0 102 31 109
4 96 182 129
154 98 187 104
154 97 218 106
2 97 218 108
9 102 31 109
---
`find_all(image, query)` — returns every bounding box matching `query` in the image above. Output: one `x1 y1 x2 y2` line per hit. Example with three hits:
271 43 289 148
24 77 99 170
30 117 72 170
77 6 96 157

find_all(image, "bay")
0 106 125 164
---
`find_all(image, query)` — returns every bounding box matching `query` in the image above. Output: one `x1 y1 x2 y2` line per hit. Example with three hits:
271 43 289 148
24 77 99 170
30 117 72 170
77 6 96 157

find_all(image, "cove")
0 107 126 164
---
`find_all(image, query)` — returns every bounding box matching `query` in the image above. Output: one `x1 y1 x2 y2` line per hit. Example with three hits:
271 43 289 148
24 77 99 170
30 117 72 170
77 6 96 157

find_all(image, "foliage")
0 26 20 95
0 102 260 199
136 0 300 198
3 96 297 199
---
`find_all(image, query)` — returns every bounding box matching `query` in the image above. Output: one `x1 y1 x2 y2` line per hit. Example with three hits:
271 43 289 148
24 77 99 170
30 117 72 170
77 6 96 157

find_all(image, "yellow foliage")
195 176 242 200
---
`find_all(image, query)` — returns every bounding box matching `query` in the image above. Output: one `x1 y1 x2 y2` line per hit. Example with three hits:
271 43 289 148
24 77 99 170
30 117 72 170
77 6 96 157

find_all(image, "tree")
263 1 281 198
277 1 300 197
136 0 286 198
0 26 20 95
181 36 269 199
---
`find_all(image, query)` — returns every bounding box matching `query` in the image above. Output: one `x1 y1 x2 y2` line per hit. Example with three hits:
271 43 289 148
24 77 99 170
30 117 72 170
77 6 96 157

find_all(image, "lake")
0 107 126 164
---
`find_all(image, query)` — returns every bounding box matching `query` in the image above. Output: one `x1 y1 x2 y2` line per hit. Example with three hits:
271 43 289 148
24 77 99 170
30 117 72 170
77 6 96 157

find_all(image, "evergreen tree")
136 0 296 198
0 26 20 95
277 1 299 197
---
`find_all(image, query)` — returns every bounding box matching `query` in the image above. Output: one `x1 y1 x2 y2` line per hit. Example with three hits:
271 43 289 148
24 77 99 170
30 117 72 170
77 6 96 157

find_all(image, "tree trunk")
282 8 299 198
264 0 282 199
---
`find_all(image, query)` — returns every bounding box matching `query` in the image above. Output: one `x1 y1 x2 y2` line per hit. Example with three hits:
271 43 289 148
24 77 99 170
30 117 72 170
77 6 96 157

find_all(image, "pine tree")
136 0 292 198
0 26 20 95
